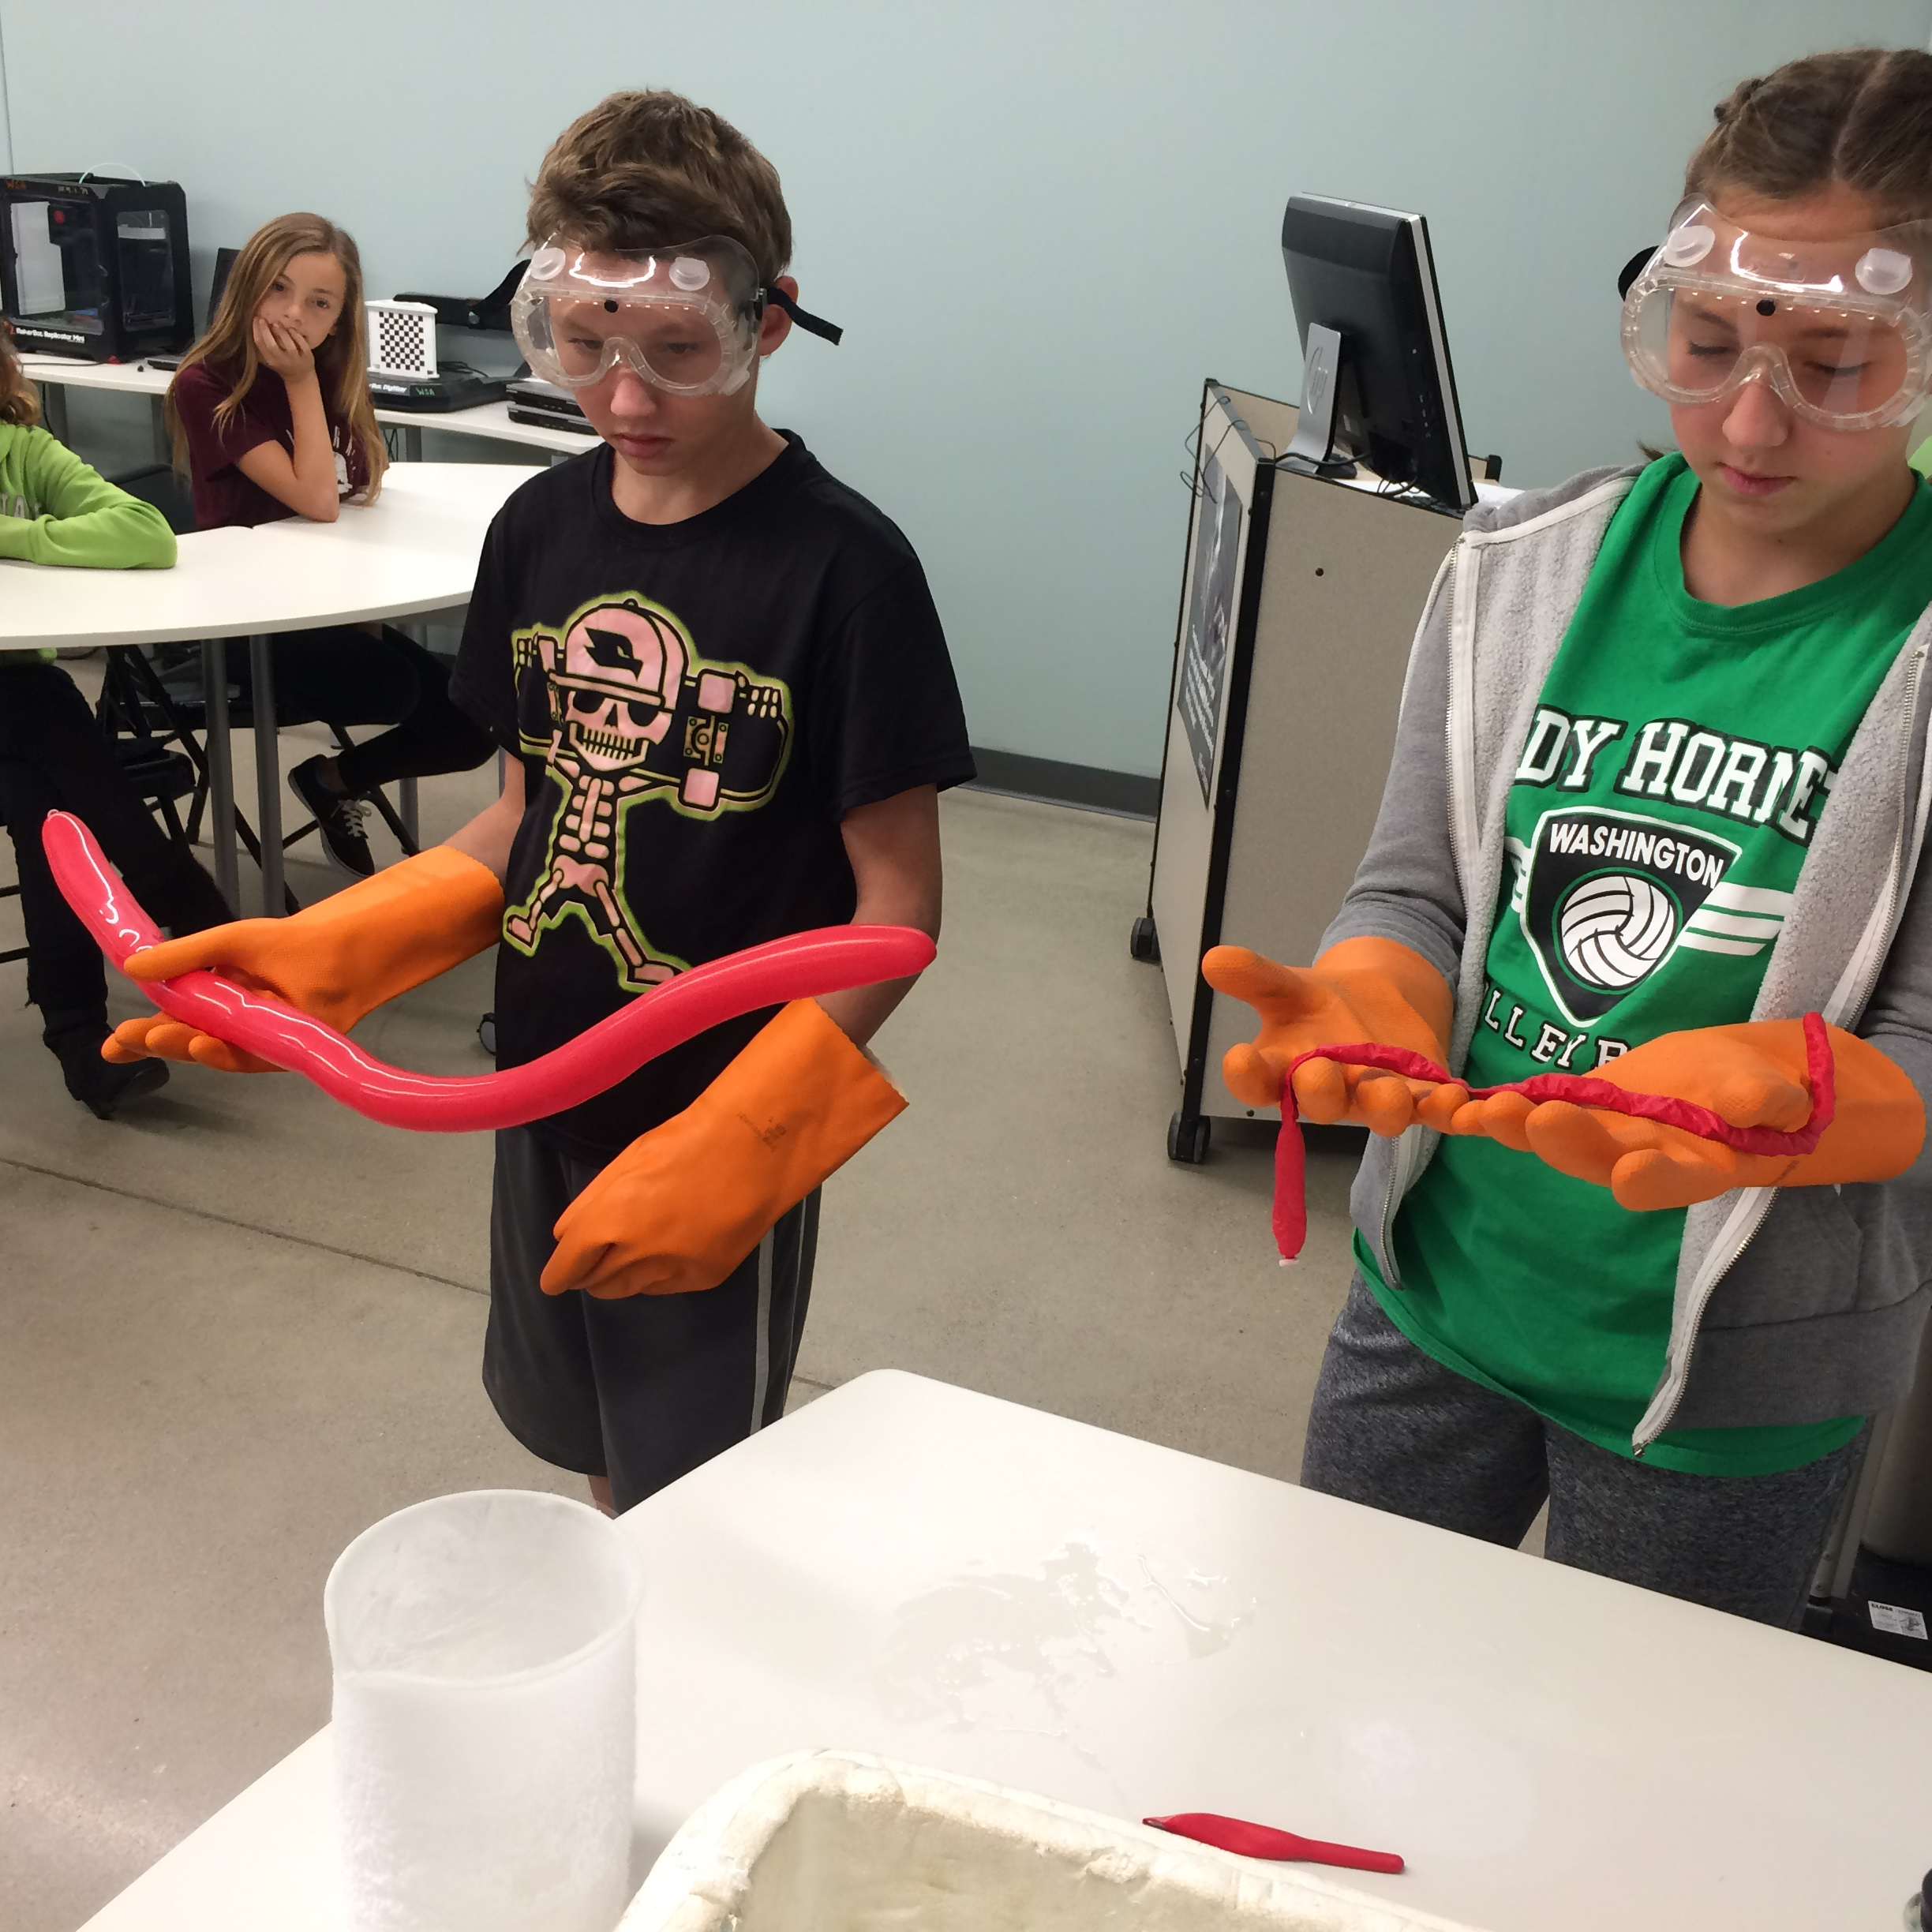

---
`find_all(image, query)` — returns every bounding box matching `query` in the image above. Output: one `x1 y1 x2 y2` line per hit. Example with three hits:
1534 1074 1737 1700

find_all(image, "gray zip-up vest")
1325 467 1932 1452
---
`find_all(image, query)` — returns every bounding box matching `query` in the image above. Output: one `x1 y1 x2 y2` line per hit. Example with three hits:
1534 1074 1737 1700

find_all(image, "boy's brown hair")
1687 47 1932 223
527 90 792 284
0 321 40 428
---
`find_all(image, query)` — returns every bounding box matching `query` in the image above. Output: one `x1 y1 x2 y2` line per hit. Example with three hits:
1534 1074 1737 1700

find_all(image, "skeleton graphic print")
505 593 792 989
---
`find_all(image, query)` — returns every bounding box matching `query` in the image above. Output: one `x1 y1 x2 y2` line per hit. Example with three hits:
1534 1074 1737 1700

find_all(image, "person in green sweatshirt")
0 326 232 1115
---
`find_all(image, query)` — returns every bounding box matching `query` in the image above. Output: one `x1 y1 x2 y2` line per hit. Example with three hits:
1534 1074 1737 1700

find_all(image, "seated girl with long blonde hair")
168 214 491 878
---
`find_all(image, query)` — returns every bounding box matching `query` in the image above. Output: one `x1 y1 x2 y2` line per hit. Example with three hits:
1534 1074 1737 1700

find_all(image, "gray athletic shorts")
484 1125 818 1513
1301 1273 1867 1627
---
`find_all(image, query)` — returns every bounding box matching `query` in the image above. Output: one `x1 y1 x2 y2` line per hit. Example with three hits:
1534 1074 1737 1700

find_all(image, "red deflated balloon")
1268 1024 1837 1262
41 809 934 1135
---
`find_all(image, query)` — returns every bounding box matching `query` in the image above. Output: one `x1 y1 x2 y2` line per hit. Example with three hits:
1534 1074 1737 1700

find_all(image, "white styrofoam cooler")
621 1750 1485 1931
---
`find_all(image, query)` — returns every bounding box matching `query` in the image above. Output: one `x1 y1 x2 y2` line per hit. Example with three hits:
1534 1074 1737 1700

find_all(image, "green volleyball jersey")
1367 455 1932 1474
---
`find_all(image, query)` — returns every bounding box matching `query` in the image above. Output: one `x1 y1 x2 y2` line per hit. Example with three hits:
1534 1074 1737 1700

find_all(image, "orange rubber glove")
103 848 504 1073
1448 1020 1924 1210
541 997 906 1299
1202 938 1461 1136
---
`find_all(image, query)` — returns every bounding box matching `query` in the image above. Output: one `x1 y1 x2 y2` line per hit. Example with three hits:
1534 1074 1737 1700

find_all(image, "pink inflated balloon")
42 810 934 1134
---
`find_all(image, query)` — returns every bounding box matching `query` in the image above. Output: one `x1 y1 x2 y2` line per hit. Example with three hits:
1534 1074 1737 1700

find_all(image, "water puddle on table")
877 1538 1257 1748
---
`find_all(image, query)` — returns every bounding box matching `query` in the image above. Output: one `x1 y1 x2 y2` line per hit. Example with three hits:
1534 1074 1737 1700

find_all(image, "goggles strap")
1617 245 1657 301
765 286 844 345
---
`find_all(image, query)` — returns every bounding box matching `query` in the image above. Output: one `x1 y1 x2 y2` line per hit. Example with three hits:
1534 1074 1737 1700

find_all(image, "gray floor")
0 713 1371 1930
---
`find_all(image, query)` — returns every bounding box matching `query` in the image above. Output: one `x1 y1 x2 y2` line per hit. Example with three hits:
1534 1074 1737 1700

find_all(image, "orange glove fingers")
103 1011 278 1073
187 1033 282 1075
1201 945 1317 1016
1223 1039 1290 1110
1413 1081 1471 1131
542 1235 633 1299
1519 1099 1649 1188
1354 1072 1429 1138
125 917 286 987
1522 1101 1778 1201
1455 1089 1536 1151
103 1017 164 1063
1607 1144 1775 1212
1703 1066 1812 1133
125 847 504 1036
116 1017 202 1065
1290 1054 1351 1121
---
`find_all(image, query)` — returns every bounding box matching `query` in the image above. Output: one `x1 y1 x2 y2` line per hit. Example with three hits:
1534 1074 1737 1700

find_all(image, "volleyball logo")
1557 874 1677 990
1522 807 1738 1024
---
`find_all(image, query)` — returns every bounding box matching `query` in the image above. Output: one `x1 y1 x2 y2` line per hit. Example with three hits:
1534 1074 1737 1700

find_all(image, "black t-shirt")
450 433 975 1159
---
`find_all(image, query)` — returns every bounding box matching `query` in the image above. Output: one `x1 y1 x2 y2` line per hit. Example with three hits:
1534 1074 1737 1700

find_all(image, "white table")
75 1369 1932 1932
0 462 541 912
19 353 593 461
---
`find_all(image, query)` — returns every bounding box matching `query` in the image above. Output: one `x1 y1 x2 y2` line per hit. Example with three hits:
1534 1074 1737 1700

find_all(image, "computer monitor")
1279 194 1475 515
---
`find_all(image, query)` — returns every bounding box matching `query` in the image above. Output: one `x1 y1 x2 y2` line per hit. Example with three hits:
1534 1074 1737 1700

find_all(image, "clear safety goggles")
1621 199 1932 431
510 236 841 398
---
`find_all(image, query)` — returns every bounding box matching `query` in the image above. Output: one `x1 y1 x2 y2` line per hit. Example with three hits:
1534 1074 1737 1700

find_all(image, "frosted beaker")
324 1488 646 1932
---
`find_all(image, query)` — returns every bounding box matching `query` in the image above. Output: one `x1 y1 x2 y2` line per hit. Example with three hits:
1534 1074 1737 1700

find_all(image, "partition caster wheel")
1167 1110 1211 1164
1129 914 1161 964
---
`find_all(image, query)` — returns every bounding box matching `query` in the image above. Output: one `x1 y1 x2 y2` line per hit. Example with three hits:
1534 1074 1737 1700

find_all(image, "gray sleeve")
1315 553 1467 982
1859 829 1932 1184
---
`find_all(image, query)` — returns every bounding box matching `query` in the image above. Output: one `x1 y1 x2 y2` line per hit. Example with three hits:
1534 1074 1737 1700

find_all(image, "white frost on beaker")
325 1488 645 1932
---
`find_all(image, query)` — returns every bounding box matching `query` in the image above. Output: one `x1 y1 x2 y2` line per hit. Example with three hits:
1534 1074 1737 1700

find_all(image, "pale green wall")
5 1 1928 774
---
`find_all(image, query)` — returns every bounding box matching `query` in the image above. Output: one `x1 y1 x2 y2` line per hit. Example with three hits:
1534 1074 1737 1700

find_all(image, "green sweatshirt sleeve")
0 427 178 569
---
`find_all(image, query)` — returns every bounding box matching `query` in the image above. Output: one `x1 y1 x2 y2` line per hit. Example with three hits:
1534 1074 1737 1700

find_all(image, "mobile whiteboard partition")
1140 381 1465 1161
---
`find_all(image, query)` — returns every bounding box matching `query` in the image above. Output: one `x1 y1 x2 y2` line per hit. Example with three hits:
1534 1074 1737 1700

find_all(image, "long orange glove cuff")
1484 1018 1926 1209
107 848 504 1070
1203 937 1453 1136
541 998 908 1300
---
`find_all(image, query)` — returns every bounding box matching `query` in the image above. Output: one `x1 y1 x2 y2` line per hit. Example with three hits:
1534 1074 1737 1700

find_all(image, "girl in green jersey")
1210 48 1932 1626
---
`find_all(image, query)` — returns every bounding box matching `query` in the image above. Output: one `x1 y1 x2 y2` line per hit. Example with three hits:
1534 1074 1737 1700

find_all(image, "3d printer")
1 174 193 361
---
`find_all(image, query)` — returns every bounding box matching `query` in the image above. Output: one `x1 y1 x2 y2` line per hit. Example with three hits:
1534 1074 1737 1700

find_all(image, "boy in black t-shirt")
112 90 974 1511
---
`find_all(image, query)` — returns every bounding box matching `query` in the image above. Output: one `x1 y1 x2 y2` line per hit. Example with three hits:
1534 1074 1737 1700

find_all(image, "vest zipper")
1376 540 1477 1286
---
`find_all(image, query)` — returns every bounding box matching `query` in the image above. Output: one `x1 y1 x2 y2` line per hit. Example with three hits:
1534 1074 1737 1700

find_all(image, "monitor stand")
1279 323 1357 479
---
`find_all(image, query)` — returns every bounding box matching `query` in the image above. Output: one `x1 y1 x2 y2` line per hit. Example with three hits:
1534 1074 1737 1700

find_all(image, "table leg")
399 776 420 848
249 635 285 915
201 639 239 912
148 396 169 465
402 425 423 462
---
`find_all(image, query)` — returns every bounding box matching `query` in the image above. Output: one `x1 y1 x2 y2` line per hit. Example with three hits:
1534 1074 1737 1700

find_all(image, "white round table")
73 1370 1932 1932
0 462 542 912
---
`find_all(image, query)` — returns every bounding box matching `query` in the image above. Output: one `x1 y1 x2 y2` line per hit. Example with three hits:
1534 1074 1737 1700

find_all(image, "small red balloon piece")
1270 1020 1837 1262
1145 1810 1405 1875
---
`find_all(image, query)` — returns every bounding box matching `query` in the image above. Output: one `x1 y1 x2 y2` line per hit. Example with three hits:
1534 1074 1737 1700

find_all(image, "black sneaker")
290 757 376 878
48 1025 170 1120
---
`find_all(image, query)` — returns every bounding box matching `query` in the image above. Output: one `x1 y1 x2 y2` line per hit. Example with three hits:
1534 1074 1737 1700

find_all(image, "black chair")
0 739 199 967
102 647 424 901
105 462 197 538
92 644 305 915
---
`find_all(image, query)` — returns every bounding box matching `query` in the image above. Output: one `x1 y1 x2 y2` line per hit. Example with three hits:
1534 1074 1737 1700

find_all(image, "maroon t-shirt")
171 361 371 530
